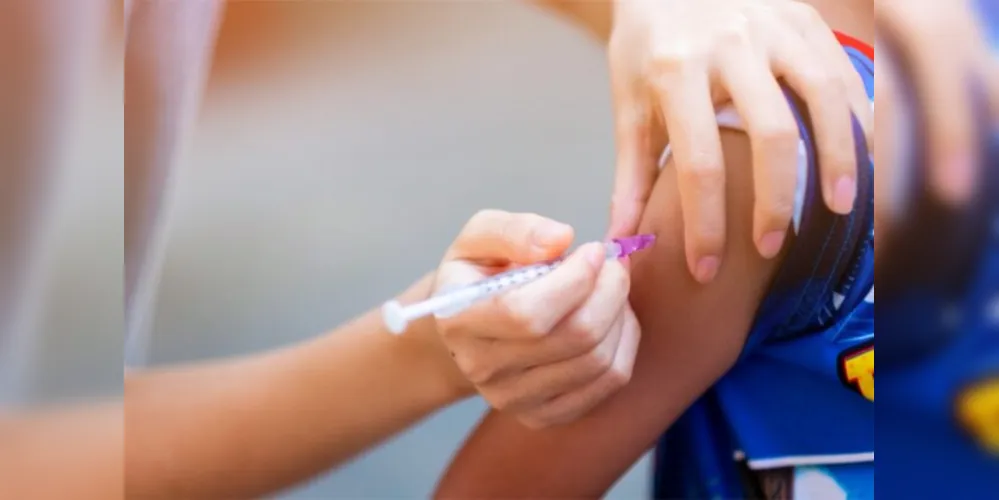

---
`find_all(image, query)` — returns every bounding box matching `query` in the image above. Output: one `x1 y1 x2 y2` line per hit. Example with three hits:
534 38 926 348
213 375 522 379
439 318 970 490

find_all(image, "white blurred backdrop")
11 1 652 497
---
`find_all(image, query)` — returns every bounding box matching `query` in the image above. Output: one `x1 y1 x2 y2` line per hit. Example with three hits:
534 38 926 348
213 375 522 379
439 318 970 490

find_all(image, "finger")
718 47 799 259
782 3 874 147
482 259 631 370
608 80 662 239
444 336 502 387
492 309 629 414
907 31 979 205
478 242 607 340
878 6 978 205
873 50 900 254
773 36 858 216
815 30 875 149
655 69 726 283
432 259 492 295
932 0 998 118
518 307 640 428
445 210 574 265
982 48 999 120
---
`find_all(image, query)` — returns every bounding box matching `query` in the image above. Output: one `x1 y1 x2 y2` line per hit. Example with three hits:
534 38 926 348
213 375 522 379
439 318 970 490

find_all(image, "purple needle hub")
611 233 657 258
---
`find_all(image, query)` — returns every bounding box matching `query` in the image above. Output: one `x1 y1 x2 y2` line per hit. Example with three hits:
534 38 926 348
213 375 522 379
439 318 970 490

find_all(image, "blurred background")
0 0 122 407
8 1 650 497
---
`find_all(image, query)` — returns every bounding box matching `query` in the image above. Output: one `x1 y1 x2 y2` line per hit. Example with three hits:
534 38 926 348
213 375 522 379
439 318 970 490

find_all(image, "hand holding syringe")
383 233 655 334
389 210 648 427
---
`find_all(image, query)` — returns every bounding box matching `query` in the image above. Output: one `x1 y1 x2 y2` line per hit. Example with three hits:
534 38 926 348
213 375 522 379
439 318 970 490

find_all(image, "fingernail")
532 222 572 247
758 230 786 259
939 153 974 205
584 243 606 269
831 176 856 214
695 256 720 283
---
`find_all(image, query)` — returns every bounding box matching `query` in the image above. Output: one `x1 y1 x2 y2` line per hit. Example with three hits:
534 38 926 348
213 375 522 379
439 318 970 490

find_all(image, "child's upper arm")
435 130 787 498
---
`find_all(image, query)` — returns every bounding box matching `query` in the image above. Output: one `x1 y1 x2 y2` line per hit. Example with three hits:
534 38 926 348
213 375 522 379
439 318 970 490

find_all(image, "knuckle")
523 318 549 338
759 196 796 224
517 414 550 430
456 355 494 386
449 349 472 372
830 149 858 174
688 223 726 255
497 295 545 336
520 315 550 337
649 45 701 76
790 2 822 24
694 227 726 251
678 160 725 193
824 135 858 171
523 404 569 428
802 68 839 95
568 258 600 291
488 391 521 412
435 319 457 339
587 344 616 374
485 391 509 411
514 212 558 248
568 313 605 349
607 365 633 390
542 410 576 428
468 367 493 386
494 295 520 323
756 123 799 153
467 208 506 230
436 316 473 340
500 214 532 246
715 19 751 50
465 367 492 386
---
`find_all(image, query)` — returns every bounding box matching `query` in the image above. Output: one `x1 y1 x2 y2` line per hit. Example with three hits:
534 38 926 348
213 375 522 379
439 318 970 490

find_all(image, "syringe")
381 234 656 334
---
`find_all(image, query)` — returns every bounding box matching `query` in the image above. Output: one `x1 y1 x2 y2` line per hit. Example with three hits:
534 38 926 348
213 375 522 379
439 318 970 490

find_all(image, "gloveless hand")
433 210 640 428
607 0 873 283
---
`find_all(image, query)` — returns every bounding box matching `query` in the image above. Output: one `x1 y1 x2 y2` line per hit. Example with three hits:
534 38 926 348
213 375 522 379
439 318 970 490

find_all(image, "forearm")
126 274 471 499
0 402 123 500
531 0 613 41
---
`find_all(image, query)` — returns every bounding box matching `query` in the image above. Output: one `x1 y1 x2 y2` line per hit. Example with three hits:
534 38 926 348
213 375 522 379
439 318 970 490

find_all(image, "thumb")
445 210 574 265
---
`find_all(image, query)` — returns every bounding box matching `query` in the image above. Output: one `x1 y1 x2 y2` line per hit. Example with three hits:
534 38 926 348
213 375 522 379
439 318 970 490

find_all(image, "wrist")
406 316 476 404
393 274 475 404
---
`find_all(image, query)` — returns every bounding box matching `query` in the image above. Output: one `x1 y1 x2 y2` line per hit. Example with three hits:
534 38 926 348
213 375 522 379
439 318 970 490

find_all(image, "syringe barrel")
400 294 457 320
432 241 627 317
383 235 655 334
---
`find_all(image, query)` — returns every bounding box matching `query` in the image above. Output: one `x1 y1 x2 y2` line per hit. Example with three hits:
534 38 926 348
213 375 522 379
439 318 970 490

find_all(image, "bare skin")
435 4 873 496
2 2 876 499
436 128 782 497
124 276 470 499
7 4 633 500
0 402 123 500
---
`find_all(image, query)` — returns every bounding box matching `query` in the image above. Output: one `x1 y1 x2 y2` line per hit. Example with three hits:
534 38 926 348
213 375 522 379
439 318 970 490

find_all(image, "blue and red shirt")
654 33 875 499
